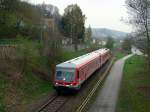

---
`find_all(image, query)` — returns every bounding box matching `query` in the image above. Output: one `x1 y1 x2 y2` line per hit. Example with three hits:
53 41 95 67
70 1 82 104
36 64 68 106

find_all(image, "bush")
16 36 42 73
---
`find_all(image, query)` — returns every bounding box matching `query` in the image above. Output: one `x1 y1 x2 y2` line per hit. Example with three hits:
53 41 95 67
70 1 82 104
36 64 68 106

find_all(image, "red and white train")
54 48 111 91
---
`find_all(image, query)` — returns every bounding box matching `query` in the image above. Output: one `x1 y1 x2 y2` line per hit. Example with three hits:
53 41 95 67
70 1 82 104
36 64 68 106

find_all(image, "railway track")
37 95 69 112
75 59 114 112
35 59 113 112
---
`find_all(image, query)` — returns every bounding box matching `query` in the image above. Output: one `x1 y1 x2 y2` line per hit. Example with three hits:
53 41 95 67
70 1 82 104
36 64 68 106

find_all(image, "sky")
29 0 132 32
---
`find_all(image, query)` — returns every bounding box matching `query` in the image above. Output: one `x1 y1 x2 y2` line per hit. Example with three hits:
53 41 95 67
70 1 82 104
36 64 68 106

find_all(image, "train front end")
54 63 80 92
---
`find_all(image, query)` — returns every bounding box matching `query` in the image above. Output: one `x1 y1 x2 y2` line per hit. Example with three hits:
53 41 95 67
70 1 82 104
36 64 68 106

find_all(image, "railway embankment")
0 45 92 112
28 58 113 112
24 48 98 112
116 55 150 112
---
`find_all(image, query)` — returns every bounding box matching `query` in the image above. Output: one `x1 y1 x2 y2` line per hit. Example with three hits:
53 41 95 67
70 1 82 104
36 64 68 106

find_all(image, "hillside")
92 28 128 39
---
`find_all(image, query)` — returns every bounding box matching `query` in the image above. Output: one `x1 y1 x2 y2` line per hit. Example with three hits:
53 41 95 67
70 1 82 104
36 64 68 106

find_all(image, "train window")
56 71 62 80
56 70 75 82
65 72 74 82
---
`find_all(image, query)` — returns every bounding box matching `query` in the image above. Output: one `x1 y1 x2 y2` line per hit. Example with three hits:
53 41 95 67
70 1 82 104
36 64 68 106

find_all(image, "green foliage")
126 0 150 68
47 37 63 66
0 12 18 38
61 4 85 50
0 0 42 39
87 43 101 52
84 25 92 45
17 70 53 101
114 51 126 61
61 47 102 62
0 70 53 112
105 37 114 49
61 49 88 61
0 36 53 111
0 0 20 12
122 37 131 53
16 36 42 73
116 55 150 112
0 37 49 74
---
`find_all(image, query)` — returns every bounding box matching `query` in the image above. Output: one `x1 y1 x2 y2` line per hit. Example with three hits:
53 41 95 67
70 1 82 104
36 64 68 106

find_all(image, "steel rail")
37 94 69 112
36 95 58 112
76 59 114 112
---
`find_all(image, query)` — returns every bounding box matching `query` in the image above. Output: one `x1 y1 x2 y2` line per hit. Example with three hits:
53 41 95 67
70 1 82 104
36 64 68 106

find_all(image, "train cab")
54 62 80 90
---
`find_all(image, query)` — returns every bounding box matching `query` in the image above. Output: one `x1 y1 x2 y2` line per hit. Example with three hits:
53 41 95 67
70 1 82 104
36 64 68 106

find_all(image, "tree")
122 37 132 53
126 0 150 68
61 4 85 51
85 25 92 45
0 0 20 37
0 0 42 38
105 37 114 49
0 0 20 12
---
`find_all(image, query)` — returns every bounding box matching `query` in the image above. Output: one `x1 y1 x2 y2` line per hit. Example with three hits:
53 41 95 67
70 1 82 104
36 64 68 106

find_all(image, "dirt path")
88 54 133 112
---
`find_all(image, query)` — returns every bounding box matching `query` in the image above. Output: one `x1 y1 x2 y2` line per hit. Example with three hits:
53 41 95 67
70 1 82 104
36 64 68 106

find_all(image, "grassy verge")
0 71 53 112
114 51 126 60
62 49 89 61
116 55 150 112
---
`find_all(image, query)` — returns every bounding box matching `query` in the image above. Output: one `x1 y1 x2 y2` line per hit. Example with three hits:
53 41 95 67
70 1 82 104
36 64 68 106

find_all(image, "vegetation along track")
37 95 70 112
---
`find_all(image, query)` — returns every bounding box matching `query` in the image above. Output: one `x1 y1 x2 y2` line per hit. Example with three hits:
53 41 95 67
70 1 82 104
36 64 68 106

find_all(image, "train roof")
93 48 110 54
56 48 110 69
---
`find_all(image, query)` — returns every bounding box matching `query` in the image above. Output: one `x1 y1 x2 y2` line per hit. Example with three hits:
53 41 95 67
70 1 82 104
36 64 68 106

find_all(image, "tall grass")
116 55 150 112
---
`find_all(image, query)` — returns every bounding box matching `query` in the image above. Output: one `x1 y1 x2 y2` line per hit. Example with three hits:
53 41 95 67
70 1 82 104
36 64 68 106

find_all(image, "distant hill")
92 28 128 39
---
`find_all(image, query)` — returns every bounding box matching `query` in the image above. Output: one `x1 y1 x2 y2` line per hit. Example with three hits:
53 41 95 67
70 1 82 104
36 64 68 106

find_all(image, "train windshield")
56 70 75 82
